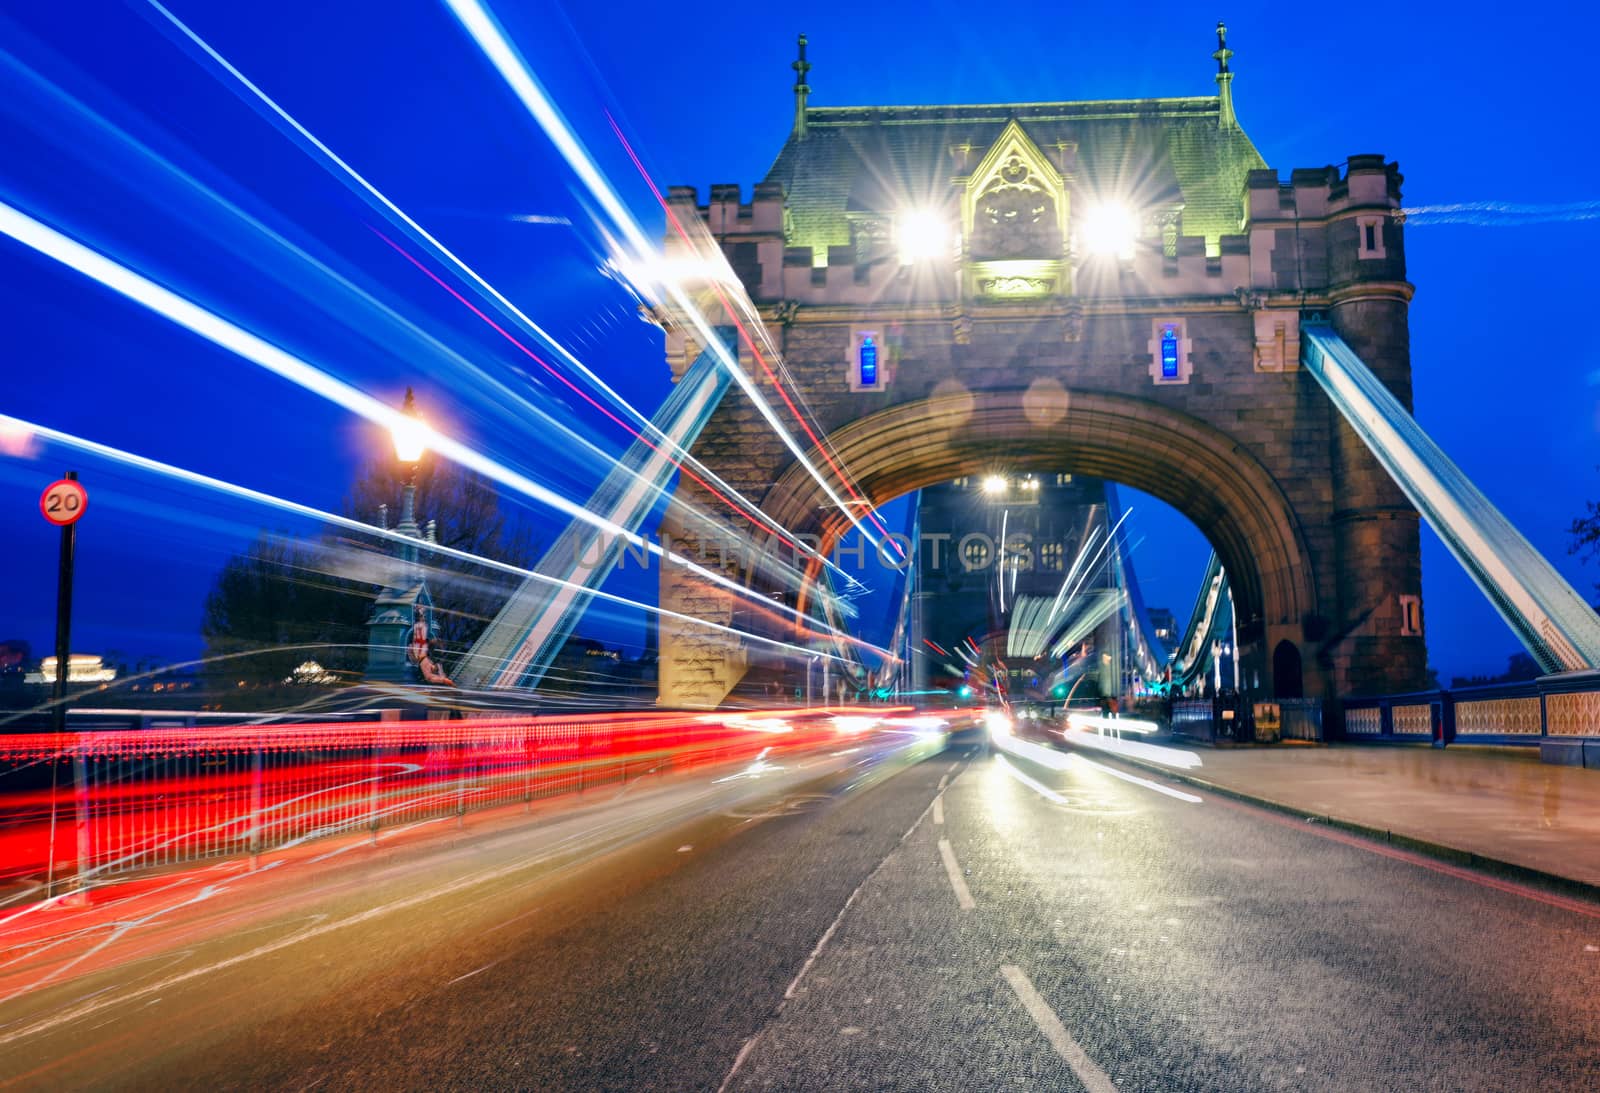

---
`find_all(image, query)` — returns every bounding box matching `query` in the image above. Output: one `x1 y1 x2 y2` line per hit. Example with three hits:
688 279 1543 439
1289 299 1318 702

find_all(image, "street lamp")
366 387 438 685
391 387 428 546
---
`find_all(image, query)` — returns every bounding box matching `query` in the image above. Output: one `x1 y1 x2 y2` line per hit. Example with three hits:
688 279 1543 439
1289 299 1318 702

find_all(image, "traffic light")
956 684 973 699
1050 682 1067 700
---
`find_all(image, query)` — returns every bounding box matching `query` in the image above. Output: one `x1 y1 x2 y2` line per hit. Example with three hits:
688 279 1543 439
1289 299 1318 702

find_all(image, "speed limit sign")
40 478 88 527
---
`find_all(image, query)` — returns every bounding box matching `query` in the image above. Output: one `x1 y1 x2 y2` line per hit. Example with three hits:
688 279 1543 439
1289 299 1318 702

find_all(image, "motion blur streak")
0 709 908 891
991 726 1202 802
993 756 1068 805
139 0 829 582
0 412 881 665
1400 199 1600 226
0 204 879 649
1057 727 1204 770
371 227 846 594
441 0 893 556
611 118 898 553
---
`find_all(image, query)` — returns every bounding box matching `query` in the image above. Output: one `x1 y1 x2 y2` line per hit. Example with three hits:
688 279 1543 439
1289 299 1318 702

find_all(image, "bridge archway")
663 388 1323 704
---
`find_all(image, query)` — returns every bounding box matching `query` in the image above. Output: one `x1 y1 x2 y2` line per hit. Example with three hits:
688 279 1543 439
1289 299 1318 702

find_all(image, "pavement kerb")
1079 746 1600 905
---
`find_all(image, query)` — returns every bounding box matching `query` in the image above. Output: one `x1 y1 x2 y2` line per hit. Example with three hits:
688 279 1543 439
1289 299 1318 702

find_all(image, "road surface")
2 725 1597 1090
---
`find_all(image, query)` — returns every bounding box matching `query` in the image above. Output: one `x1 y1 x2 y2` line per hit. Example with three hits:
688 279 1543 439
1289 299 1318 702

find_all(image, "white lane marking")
1000 964 1118 1093
717 795 936 1093
932 796 945 826
947 761 959 773
995 756 1069 805
446 956 509 986
937 838 975 910
937 774 949 791
1072 754 1202 804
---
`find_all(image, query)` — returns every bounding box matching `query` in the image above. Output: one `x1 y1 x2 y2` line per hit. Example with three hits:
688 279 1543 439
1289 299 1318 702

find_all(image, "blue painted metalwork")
1301 323 1600 674
457 335 734 690
1166 552 1231 692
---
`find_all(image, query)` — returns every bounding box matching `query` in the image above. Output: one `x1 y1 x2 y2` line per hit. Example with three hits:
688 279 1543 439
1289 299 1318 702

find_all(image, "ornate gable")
959 120 1070 298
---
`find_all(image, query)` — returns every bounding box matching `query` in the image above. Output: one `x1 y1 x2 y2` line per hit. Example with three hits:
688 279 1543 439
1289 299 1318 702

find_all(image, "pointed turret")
1213 22 1238 131
792 33 812 139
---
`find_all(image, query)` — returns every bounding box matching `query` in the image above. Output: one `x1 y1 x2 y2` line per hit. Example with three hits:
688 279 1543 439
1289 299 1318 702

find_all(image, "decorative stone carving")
951 315 973 345
980 276 1054 297
973 154 1059 260
1062 303 1084 342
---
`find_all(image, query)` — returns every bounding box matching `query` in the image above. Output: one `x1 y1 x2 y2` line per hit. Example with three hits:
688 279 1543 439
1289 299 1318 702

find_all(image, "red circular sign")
40 479 88 527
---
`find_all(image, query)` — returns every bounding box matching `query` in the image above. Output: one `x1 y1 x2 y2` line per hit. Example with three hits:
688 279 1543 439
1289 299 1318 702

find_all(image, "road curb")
1087 747 1600 904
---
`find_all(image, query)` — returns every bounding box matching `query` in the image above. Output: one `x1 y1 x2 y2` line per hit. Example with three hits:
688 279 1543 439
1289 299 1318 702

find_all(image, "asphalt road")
3 725 1599 1091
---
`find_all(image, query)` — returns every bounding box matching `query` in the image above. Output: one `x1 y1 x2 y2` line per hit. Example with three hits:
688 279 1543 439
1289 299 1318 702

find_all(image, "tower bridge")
655 27 1426 707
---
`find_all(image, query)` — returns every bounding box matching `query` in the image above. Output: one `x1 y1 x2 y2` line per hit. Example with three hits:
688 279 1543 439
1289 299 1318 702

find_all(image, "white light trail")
0 203 883 656
439 0 891 555
0 410 871 668
139 0 850 587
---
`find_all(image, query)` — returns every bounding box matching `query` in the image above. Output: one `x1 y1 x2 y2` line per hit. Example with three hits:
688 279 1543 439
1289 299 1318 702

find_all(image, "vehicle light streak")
371 228 853 594
137 0 855 588
0 411 886 665
440 0 894 556
1058 728 1203 770
0 207 883 655
0 710 875 893
991 729 1201 803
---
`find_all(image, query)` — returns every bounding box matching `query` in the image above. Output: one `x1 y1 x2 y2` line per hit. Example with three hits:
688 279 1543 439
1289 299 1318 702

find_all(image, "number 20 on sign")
40 478 88 526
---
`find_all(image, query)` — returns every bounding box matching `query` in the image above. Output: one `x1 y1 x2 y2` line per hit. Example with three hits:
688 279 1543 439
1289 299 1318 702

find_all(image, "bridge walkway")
1073 733 1600 892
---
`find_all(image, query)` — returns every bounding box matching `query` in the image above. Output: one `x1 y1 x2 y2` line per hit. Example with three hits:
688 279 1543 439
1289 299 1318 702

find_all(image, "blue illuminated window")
858 336 878 387
1159 325 1179 379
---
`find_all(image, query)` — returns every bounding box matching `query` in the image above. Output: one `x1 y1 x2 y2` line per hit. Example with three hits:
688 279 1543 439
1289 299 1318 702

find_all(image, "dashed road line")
1000 964 1117 1092
937 838 975 910
932 796 944 826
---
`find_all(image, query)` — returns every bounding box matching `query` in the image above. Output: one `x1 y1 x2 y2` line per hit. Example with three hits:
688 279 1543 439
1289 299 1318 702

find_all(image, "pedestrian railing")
1338 671 1600 761
0 709 846 897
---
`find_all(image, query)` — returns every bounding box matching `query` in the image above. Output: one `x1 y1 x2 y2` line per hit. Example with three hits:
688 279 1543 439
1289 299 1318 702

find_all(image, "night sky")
0 0 1595 684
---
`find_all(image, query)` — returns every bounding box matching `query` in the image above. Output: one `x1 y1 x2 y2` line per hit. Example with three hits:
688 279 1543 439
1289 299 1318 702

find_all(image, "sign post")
39 473 87 899
40 473 87 736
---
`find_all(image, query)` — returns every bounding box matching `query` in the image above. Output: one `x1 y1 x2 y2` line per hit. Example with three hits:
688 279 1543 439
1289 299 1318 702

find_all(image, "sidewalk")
1087 738 1600 894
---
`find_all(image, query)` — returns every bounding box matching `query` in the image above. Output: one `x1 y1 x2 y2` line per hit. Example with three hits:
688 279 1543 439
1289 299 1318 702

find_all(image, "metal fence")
0 710 835 895
1338 671 1600 761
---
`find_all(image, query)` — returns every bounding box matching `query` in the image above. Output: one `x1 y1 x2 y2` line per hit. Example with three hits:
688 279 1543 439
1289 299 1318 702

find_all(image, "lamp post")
392 387 427 569
365 388 437 684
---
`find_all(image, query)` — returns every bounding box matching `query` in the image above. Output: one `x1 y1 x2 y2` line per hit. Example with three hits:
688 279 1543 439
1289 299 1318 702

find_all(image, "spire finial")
792 33 811 139
1212 22 1238 131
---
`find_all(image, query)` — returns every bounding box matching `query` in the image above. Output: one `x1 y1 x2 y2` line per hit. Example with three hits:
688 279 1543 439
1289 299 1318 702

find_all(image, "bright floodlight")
895 208 947 264
1081 202 1139 258
982 474 1008 495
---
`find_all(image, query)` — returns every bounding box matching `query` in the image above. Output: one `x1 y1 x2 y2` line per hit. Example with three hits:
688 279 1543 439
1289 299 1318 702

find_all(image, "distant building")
1147 608 1177 644
0 639 29 675
25 653 117 684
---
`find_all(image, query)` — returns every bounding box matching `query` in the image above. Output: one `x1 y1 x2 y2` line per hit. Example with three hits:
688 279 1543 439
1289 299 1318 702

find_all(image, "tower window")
1356 214 1387 260
1040 542 1063 570
858 336 878 387
1160 324 1180 379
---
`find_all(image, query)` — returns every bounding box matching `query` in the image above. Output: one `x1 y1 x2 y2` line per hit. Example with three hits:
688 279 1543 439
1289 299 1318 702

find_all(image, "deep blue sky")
0 0 1594 683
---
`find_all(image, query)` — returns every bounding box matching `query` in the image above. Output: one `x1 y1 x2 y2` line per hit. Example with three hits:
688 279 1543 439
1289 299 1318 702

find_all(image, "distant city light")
895 208 948 264
1081 202 1139 259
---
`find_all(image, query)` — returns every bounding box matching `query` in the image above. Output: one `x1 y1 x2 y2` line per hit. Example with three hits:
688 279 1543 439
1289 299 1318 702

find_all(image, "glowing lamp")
894 208 948 264
391 388 428 465
982 475 1008 495
1080 203 1140 259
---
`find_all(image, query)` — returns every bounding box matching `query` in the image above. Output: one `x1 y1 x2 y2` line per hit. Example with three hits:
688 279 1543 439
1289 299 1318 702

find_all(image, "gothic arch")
757 388 1321 694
